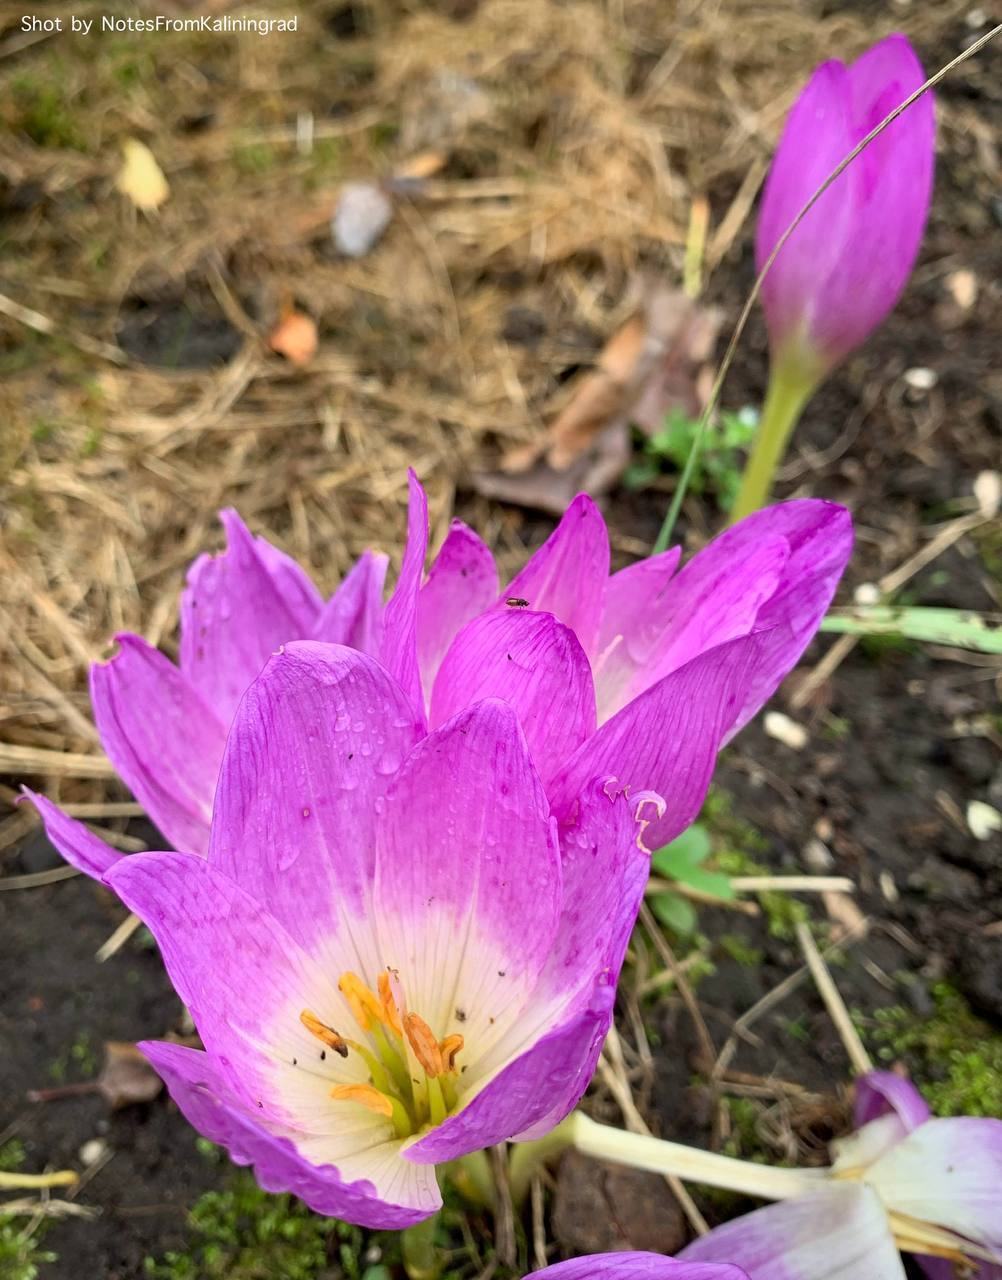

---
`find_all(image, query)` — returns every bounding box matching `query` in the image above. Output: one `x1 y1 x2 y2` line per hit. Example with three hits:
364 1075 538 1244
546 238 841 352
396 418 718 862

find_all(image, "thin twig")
0 290 126 365
795 922 873 1076
96 912 142 963
0 866 80 891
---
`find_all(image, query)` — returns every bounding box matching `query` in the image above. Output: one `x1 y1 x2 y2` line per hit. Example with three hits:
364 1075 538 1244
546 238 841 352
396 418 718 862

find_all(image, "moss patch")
869 983 1002 1117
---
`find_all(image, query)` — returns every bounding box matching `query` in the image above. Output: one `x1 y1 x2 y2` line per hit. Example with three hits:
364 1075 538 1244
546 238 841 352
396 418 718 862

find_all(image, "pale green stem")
444 1149 495 1210
401 1207 441 1280
509 1111 822 1208
729 362 815 522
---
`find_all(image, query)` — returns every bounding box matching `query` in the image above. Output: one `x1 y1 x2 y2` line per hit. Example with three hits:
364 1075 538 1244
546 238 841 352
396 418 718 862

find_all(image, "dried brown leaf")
97 1041 164 1109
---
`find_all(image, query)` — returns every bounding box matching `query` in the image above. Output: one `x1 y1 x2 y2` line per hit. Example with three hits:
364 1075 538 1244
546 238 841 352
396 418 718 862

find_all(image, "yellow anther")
300 1009 348 1057
378 970 403 1038
404 1012 445 1078
338 972 383 1032
439 1034 464 1073
330 1083 394 1118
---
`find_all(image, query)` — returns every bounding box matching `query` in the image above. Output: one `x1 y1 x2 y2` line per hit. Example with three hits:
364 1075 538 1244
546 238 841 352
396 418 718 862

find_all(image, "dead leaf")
115 139 169 212
96 1041 164 1108
473 282 722 514
388 150 448 195
268 308 318 367
28 1040 164 1109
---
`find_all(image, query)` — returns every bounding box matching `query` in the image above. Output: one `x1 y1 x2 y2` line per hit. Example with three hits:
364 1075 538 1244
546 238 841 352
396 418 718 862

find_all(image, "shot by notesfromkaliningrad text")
19 14 299 35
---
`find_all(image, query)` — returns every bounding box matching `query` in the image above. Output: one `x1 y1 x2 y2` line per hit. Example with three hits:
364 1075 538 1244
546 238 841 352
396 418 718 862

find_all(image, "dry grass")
0 0 984 834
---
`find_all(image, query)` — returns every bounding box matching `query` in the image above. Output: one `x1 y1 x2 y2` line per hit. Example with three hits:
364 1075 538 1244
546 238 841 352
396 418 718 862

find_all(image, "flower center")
300 968 465 1140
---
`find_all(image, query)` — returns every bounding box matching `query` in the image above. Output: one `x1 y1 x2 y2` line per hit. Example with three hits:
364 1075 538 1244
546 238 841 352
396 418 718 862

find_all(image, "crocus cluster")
33 473 851 879
681 1069 1002 1279
28 474 850 1227
757 32 934 391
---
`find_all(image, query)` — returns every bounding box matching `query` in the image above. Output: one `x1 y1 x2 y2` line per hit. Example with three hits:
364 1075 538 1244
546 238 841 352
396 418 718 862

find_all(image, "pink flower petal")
141 1041 438 1228
313 550 388 656
533 1254 750 1280
681 1183 906 1280
207 642 423 969
180 510 323 724
416 521 498 706
21 790 123 879
92 634 227 857
854 1069 931 1132
430 610 596 787
379 472 429 724
504 494 610 657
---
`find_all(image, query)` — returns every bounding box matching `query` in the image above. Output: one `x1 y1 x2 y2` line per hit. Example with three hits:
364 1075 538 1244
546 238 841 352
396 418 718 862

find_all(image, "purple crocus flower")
681 1069 1002 1279
30 474 851 872
105 641 663 1226
757 33 935 384
531 1253 749 1280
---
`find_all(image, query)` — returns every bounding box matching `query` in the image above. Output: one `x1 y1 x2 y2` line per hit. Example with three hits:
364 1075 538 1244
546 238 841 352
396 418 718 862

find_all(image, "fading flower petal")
141 1041 439 1229
430 611 596 787
92 634 227 857
854 1069 931 1132
416 521 499 706
22 790 122 879
207 642 423 971
179 510 323 724
380 472 429 723
313 550 388 655
866 1117 1002 1261
504 494 610 657
548 632 773 847
681 1183 907 1280
533 1253 751 1280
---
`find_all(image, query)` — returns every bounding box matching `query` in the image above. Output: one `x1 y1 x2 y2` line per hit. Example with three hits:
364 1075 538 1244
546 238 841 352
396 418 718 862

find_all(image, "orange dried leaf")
268 310 318 367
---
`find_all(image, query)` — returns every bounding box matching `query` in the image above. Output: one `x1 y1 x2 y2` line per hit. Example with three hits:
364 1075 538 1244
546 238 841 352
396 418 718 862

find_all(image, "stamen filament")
344 1039 395 1097
427 1075 448 1128
371 1023 411 1096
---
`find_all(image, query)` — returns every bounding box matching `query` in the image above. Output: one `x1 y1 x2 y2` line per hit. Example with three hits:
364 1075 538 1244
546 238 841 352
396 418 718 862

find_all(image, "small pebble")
803 837 834 872
813 816 833 841
332 182 394 258
79 1138 108 1167
946 268 978 310
967 800 1002 842
903 367 938 391
764 711 808 750
879 871 899 904
853 581 880 606
966 7 988 27
973 470 1001 519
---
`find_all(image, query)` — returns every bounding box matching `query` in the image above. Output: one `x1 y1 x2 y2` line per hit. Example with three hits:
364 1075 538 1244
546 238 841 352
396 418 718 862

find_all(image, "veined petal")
604 534 789 719
92 634 227 857
504 494 610 657
719 500 853 738
179 509 323 724
380 472 429 724
755 60 857 363
142 1042 439 1229
416 521 499 706
810 35 934 362
854 1069 931 1132
533 1254 751 1280
375 700 561 1058
918 1258 1002 1280
107 851 363 1118
593 548 681 722
866 1117 1002 1261
405 988 613 1164
207 642 423 973
404 782 649 1162
680 1183 907 1280
313 551 388 656
22 791 122 880
429 611 596 787
548 632 774 848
